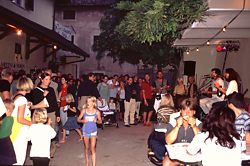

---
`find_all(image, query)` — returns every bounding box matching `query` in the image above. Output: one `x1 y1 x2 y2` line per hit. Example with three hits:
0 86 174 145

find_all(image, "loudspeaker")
15 43 21 54
184 61 196 76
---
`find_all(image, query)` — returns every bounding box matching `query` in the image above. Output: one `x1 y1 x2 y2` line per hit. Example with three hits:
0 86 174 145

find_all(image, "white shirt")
117 87 125 99
187 132 241 166
12 96 31 118
212 77 224 100
27 124 56 158
226 80 238 96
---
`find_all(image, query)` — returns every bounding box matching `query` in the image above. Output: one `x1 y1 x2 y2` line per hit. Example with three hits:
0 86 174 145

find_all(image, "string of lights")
185 0 246 55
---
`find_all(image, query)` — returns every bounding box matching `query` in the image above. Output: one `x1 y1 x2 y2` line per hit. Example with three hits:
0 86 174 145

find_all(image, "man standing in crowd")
124 77 138 127
77 73 102 110
0 68 13 100
153 70 168 95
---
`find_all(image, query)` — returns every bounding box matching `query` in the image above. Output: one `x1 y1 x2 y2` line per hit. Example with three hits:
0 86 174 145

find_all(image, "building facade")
55 0 138 77
0 0 88 76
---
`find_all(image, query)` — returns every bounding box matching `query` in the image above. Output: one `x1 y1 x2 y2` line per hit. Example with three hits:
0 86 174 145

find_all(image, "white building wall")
223 39 250 98
0 0 55 73
183 46 218 86
0 33 47 72
1 0 54 29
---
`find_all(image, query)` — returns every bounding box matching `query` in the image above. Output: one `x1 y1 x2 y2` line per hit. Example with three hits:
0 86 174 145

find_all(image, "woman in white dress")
10 76 33 165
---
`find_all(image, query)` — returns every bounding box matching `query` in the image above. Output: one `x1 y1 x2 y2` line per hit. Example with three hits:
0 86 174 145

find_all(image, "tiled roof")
56 0 117 6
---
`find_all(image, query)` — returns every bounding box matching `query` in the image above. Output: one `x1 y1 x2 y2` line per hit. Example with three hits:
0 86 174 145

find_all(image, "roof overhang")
174 0 250 49
0 6 89 60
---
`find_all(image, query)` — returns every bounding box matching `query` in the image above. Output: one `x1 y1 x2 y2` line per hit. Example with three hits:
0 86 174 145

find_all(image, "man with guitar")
152 70 169 96
200 68 225 114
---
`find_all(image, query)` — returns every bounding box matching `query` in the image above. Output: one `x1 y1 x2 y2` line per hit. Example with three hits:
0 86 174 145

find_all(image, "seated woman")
173 78 186 108
162 98 202 166
147 94 176 163
187 105 241 166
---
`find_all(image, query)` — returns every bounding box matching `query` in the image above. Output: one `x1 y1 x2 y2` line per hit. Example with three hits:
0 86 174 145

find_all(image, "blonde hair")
65 93 75 103
16 76 33 91
32 108 48 124
83 96 97 109
160 94 174 107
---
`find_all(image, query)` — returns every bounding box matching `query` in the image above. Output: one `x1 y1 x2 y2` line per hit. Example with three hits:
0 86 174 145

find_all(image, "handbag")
31 87 49 109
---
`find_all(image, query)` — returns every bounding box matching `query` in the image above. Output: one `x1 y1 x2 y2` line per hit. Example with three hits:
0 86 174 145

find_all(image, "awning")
0 6 89 59
173 0 250 49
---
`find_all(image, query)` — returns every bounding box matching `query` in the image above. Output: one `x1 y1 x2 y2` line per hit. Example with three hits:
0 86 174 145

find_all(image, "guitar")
201 86 222 98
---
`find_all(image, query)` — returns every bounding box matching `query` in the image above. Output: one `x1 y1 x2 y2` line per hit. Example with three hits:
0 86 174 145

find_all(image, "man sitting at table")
228 92 250 142
162 98 202 166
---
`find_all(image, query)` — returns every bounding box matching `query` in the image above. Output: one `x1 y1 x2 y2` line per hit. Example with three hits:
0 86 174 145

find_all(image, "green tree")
93 0 208 67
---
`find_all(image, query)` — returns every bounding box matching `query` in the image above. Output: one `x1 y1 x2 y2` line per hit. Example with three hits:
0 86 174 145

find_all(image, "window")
11 0 34 10
63 10 76 20
71 35 74 44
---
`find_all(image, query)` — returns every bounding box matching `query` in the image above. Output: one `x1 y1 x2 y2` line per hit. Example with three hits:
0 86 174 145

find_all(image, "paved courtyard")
25 122 155 166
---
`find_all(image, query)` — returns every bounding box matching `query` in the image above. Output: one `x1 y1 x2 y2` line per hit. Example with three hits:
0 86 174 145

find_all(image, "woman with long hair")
78 96 102 166
187 106 241 166
215 68 239 97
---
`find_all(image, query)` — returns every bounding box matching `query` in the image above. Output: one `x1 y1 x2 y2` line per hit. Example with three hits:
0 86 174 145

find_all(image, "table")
167 142 250 165
166 143 202 164
242 143 250 161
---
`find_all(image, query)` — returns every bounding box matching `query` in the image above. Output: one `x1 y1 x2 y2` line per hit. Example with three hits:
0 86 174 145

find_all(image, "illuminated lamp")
16 29 22 36
216 45 223 52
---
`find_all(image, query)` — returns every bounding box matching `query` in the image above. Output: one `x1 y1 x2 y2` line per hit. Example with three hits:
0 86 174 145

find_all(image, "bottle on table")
240 128 246 152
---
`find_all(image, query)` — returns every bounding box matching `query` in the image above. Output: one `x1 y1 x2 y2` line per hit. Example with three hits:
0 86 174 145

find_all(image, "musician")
200 68 224 114
153 70 168 95
215 68 239 97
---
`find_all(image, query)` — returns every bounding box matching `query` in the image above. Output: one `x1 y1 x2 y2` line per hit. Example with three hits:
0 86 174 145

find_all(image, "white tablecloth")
166 143 202 163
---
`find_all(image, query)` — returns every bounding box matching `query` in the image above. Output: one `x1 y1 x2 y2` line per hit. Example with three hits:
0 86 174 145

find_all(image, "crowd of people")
0 66 249 166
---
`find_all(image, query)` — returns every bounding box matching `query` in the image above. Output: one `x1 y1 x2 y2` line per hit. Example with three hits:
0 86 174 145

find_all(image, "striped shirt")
235 111 250 133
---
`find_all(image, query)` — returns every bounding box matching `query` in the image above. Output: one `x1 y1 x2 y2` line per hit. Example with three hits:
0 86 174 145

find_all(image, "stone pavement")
25 122 155 166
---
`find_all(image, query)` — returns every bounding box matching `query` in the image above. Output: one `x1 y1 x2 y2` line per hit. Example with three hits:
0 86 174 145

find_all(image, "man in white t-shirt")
200 68 225 114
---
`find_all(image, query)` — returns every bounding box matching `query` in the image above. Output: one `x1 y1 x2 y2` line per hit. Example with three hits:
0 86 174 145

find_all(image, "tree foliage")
92 0 208 67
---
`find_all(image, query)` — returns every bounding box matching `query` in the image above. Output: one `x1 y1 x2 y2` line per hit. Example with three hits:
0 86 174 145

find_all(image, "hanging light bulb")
196 48 199 52
222 27 226 32
186 50 190 54
206 40 210 45
53 45 57 49
16 29 22 36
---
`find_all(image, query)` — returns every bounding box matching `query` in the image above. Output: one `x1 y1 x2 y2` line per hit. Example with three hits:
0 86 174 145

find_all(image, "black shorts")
142 98 154 112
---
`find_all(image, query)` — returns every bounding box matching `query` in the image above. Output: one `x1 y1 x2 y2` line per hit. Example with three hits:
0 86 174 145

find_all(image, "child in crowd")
27 108 56 166
78 96 102 166
0 99 16 165
108 98 117 112
60 94 82 143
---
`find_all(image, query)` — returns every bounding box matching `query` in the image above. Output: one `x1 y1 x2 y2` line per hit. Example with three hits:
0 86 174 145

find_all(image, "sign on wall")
0 61 25 69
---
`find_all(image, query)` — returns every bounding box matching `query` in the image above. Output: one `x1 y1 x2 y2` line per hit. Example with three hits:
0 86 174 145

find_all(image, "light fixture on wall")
16 29 22 36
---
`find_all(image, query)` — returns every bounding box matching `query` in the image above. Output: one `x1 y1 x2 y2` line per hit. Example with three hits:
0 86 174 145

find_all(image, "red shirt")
141 81 153 99
60 84 68 107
